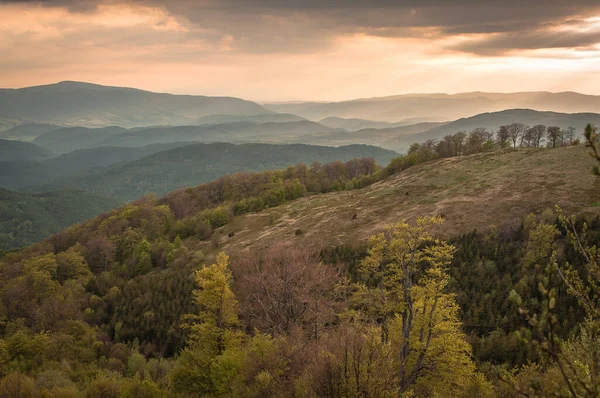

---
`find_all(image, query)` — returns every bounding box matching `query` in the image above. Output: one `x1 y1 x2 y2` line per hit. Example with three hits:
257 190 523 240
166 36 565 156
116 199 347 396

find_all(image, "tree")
546 126 563 148
171 252 243 396
497 125 510 147
357 216 479 395
585 123 600 175
564 126 577 145
233 244 341 339
508 123 527 147
530 124 547 148
451 131 467 155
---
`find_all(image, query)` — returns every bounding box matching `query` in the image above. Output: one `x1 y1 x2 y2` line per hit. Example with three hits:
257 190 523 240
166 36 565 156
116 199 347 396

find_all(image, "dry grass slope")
187 145 600 255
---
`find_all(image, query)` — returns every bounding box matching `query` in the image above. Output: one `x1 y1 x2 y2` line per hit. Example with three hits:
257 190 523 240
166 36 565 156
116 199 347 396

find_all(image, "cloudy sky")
3 0 600 101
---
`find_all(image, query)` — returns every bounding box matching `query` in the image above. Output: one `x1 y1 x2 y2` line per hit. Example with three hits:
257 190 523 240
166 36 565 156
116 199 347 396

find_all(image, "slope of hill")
265 91 600 121
0 123 61 141
411 109 600 142
32 126 128 154
0 139 55 162
0 81 271 128
307 122 447 152
197 113 305 124
0 161 59 190
206 145 600 254
103 120 341 147
0 144 597 396
44 143 398 201
0 143 190 190
0 188 119 250
41 142 191 174
318 116 408 131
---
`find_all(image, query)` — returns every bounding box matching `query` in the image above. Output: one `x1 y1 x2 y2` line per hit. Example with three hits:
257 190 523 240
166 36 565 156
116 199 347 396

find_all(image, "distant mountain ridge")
408 109 600 142
264 91 600 121
0 81 271 129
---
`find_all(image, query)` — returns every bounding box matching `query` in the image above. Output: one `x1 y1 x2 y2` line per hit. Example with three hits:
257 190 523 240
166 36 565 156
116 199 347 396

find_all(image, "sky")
2 0 600 101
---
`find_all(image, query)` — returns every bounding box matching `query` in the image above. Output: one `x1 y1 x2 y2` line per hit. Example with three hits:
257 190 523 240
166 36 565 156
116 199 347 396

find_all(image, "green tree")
357 216 481 395
171 252 244 396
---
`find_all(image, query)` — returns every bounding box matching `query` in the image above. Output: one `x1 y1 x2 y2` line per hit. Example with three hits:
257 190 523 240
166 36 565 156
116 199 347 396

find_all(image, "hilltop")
204 145 600 254
0 81 270 128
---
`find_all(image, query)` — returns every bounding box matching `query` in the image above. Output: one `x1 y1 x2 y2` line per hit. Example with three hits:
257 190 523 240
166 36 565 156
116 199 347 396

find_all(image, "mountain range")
0 81 270 128
264 91 600 122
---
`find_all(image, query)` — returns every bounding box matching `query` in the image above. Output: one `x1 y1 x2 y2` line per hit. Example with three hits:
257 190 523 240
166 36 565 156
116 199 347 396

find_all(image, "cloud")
5 0 600 54
2 0 600 99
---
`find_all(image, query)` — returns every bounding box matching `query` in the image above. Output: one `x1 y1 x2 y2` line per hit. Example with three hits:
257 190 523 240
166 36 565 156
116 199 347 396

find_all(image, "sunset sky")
3 0 600 101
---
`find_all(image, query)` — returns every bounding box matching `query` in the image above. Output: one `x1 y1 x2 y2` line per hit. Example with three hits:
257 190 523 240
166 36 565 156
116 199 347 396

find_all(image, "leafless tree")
508 123 527 147
233 243 341 340
530 124 547 147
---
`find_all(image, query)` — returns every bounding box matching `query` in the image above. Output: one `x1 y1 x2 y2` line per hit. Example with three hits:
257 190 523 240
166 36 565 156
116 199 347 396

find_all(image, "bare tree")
546 126 563 148
508 123 527 147
530 124 547 147
523 127 535 147
233 243 341 339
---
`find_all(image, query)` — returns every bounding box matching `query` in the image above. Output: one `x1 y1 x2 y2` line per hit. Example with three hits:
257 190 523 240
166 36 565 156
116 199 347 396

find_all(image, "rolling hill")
199 145 600 254
41 143 191 174
0 143 190 190
41 142 398 201
0 188 119 250
409 109 600 142
307 122 447 152
0 123 61 141
0 139 55 162
0 81 271 128
318 117 409 131
32 126 128 154
102 120 341 148
28 121 343 153
197 113 305 124
265 91 600 122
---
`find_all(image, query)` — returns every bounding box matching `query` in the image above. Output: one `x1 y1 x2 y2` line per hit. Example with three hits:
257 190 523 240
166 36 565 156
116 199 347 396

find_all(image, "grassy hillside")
207 145 600 254
0 139 55 162
0 81 270 128
45 143 398 201
0 188 119 250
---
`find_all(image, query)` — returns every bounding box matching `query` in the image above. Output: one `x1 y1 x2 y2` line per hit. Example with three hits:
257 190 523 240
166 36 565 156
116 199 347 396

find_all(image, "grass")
186 146 600 258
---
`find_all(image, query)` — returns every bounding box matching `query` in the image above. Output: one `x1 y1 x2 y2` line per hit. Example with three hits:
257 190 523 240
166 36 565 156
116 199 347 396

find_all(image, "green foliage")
0 188 119 251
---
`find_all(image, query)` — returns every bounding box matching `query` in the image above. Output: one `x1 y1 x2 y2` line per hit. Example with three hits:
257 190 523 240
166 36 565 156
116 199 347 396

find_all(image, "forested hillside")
0 188 119 251
30 143 399 202
0 128 599 396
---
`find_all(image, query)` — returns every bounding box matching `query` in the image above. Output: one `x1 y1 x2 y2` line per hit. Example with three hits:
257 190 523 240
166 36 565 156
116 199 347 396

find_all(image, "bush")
295 229 304 236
